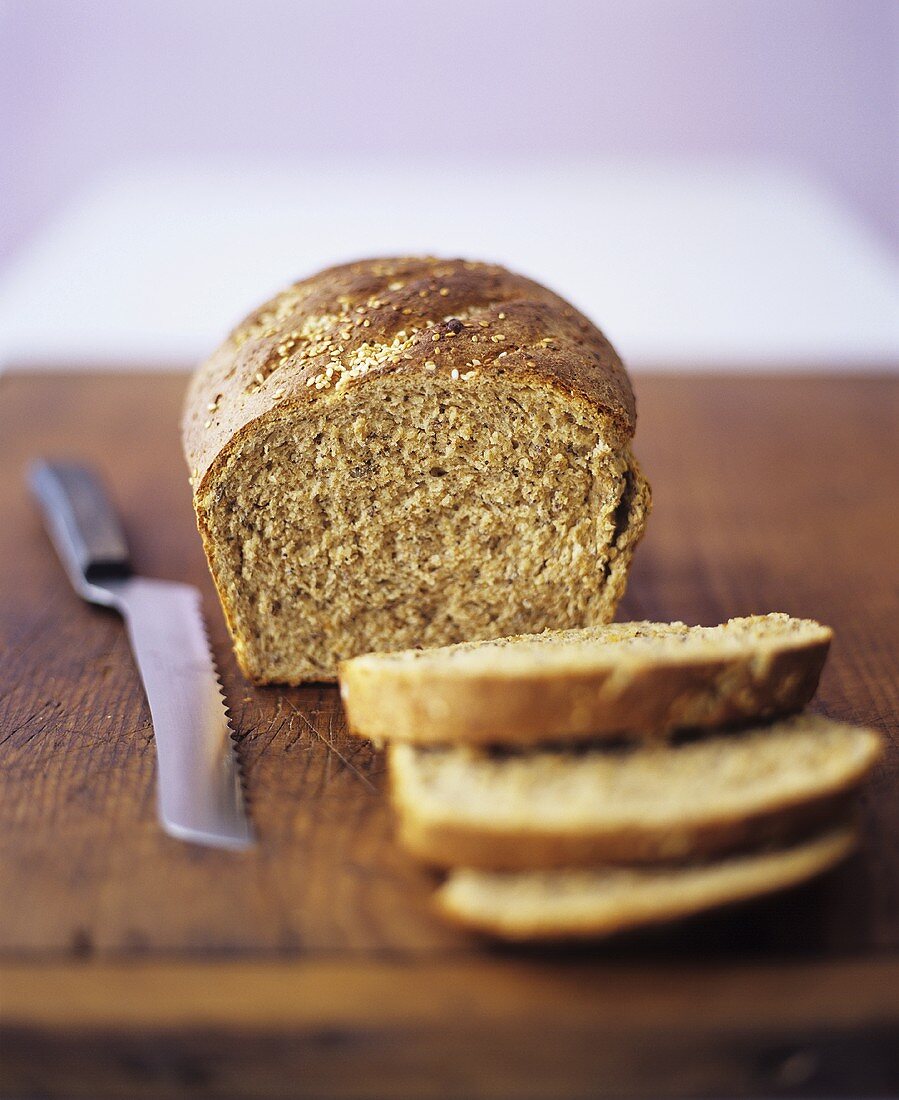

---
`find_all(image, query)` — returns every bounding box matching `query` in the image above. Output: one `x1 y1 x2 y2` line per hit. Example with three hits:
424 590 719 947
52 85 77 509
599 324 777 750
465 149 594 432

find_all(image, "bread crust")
183 257 637 495
434 826 857 942
340 620 833 746
399 791 853 868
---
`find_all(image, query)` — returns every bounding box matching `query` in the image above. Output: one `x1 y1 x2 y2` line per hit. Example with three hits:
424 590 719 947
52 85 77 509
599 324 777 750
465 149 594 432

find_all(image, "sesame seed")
451 368 459 379
432 333 441 341
498 312 506 319
471 335 479 343
204 419 212 429
438 287 449 296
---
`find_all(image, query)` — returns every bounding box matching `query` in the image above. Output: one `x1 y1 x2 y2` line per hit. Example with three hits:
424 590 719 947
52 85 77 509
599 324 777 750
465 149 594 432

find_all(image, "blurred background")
1 0 897 370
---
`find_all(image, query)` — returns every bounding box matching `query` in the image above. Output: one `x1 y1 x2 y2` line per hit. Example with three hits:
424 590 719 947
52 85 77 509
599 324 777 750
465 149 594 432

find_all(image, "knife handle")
29 461 132 586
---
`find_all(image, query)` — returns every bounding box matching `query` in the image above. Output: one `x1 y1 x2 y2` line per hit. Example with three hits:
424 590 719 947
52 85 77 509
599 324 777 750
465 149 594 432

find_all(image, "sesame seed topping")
438 287 449 296
451 368 460 380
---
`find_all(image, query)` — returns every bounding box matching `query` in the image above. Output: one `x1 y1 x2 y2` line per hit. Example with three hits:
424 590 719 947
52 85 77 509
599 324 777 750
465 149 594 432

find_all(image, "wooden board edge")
2 957 898 1098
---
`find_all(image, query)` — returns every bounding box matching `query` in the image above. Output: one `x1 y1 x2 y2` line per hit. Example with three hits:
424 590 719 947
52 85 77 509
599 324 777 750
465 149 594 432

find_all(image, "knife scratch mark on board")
0 702 56 746
285 700 375 793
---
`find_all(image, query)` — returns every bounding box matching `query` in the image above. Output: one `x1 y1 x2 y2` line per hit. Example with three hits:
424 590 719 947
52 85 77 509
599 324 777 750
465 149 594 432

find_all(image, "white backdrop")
1 159 897 372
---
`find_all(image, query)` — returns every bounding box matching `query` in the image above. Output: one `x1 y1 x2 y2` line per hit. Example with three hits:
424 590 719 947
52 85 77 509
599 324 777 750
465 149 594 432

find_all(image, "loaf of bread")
340 614 832 745
436 826 856 941
389 716 881 868
183 257 650 684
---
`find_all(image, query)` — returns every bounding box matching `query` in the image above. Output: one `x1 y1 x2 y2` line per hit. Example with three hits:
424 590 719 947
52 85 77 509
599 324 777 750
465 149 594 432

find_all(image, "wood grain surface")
1 372 897 1098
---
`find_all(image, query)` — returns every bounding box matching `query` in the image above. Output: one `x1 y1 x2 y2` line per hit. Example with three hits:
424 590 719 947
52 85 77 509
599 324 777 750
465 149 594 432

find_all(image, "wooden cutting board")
1 372 897 1099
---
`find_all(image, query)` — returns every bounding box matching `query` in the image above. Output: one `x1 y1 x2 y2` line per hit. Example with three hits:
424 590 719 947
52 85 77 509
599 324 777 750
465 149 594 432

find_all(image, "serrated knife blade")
29 460 252 850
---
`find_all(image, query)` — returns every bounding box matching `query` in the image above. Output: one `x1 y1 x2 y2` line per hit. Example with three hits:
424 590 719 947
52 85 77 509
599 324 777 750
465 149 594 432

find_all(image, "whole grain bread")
389 715 881 868
436 825 856 941
182 257 650 684
340 614 832 745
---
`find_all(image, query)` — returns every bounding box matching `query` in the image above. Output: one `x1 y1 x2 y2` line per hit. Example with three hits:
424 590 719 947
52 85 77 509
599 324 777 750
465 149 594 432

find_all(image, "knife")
29 460 253 850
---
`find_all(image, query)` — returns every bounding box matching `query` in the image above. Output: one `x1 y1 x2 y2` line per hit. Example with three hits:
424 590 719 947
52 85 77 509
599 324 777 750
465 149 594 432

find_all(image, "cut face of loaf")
340 614 833 745
389 716 881 868
183 258 648 684
436 826 856 942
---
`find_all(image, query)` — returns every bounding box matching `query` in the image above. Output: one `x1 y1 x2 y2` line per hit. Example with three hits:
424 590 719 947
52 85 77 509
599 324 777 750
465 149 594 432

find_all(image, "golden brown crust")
182 257 636 492
394 784 859 869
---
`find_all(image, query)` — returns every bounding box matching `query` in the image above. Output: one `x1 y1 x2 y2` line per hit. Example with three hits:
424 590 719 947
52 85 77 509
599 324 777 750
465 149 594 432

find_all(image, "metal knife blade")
29 460 253 850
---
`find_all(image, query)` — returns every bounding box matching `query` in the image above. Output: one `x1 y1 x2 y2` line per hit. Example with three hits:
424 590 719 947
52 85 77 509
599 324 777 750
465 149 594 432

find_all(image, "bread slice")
340 614 832 745
435 825 856 941
390 716 881 868
183 257 650 684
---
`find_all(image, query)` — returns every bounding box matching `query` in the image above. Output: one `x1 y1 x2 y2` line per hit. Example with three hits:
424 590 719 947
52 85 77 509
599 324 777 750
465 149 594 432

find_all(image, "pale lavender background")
2 0 897 268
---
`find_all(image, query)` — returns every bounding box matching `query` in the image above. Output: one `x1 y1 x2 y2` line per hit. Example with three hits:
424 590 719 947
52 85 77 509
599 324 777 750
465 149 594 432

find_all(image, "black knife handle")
29 461 132 586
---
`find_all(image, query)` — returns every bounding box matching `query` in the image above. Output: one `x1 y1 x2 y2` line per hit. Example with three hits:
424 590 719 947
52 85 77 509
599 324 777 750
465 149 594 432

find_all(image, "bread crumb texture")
183 257 649 682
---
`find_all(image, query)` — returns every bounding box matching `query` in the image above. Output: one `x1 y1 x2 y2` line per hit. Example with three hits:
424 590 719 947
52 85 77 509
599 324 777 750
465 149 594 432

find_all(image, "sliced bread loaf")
340 614 832 745
183 257 650 684
390 716 881 868
436 825 856 941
